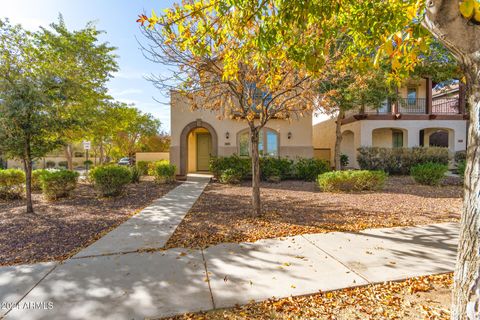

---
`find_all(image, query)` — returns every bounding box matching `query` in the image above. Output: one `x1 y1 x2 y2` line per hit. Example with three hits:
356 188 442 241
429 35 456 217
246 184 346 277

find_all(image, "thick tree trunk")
334 110 344 170
23 146 34 214
250 128 261 216
453 83 480 320
422 3 480 318
64 144 74 170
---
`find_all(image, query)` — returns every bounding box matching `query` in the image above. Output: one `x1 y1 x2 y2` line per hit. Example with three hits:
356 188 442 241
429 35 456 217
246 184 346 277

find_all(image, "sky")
0 0 177 132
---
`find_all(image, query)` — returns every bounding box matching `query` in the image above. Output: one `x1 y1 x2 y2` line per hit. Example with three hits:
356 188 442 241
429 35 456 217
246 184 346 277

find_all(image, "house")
169 91 313 176
313 77 468 167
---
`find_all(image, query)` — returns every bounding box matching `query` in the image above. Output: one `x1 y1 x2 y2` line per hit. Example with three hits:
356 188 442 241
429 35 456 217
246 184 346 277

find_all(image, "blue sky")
0 0 177 132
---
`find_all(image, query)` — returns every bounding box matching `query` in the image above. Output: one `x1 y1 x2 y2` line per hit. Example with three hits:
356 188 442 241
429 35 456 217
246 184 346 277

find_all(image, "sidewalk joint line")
201 249 216 310
301 234 371 284
3 263 59 317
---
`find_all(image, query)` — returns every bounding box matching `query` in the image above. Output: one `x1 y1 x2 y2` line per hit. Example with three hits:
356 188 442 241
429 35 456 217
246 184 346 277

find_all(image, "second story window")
407 87 417 104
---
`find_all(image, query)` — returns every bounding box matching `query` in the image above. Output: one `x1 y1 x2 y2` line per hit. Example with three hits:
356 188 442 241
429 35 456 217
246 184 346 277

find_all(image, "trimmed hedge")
32 169 49 191
210 155 251 180
151 161 176 184
40 170 79 200
357 147 449 175
260 157 293 182
294 158 330 181
0 169 25 199
89 165 131 197
317 170 387 192
410 162 448 186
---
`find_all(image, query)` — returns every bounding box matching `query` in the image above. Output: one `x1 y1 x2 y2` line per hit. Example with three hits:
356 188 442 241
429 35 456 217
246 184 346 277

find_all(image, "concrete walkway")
0 176 458 319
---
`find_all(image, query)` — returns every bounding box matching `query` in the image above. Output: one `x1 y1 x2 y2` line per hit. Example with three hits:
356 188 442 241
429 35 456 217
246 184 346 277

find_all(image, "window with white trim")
238 128 279 157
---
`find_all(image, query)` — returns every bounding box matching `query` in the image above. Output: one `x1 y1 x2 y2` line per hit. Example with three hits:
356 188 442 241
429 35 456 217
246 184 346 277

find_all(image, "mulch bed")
166 176 462 249
164 273 452 319
0 179 179 266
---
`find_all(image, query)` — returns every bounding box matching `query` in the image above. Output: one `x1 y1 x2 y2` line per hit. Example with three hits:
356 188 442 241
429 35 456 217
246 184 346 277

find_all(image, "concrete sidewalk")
2 222 458 320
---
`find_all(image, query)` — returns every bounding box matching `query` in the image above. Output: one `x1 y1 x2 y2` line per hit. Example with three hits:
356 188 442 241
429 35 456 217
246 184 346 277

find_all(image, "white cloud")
109 88 143 96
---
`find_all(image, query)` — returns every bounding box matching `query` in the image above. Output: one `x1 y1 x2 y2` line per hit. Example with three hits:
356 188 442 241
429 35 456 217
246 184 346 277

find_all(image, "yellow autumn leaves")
460 0 480 22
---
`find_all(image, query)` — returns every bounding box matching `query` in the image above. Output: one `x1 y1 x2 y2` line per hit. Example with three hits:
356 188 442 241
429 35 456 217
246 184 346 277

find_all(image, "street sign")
83 141 91 150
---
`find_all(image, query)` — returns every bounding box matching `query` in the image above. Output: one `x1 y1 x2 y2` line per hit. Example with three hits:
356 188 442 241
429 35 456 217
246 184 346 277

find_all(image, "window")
407 87 417 104
392 130 404 148
238 128 279 157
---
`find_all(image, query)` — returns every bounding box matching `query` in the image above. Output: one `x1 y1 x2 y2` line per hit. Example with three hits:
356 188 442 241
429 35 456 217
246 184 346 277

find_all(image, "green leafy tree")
0 19 69 213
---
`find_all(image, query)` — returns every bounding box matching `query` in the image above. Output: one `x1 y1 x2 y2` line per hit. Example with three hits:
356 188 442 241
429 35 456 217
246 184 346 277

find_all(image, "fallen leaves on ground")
0 179 179 266
162 273 453 320
166 176 462 249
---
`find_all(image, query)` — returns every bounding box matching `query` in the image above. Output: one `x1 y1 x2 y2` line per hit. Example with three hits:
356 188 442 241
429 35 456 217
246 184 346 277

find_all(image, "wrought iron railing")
432 97 460 114
397 98 427 114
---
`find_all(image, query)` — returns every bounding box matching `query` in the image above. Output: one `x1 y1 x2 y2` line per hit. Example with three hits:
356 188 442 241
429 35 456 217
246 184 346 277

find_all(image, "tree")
109 103 161 161
139 7 319 216
143 0 480 316
37 17 118 169
0 20 69 213
140 132 171 152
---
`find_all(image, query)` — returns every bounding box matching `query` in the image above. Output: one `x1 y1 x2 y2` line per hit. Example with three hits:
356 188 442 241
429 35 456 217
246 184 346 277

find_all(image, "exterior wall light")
287 132 292 139
225 131 230 139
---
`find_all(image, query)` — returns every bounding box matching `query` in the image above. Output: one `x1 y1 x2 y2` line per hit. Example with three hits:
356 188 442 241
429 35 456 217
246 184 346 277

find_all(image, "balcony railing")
397 98 427 114
432 97 460 114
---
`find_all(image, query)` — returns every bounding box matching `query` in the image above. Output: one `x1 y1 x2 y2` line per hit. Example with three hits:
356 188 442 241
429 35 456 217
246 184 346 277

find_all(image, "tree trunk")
99 141 104 165
334 109 344 170
250 127 261 216
423 3 480 318
64 144 74 170
23 147 34 214
453 82 480 320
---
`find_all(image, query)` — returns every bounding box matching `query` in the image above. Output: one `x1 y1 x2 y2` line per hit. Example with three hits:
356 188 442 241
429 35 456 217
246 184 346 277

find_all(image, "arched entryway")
180 120 218 175
420 128 454 153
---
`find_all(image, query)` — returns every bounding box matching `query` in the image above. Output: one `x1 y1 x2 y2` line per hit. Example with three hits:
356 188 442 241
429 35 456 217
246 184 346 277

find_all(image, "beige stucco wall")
398 78 427 99
312 113 337 164
170 92 313 174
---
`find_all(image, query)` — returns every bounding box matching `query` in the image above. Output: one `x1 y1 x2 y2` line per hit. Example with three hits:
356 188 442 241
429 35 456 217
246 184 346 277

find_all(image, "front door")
196 133 212 171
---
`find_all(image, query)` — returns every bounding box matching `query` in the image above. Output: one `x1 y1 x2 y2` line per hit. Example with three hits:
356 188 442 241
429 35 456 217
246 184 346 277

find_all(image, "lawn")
166 176 462 249
163 273 452 320
0 179 179 266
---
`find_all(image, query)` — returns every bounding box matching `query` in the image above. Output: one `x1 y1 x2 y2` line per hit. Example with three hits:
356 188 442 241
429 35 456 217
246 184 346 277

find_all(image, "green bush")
136 161 150 175
130 166 142 183
294 158 330 181
357 147 449 175
39 170 79 200
457 160 466 179
152 161 176 184
219 168 243 184
209 155 251 180
340 154 349 168
410 162 448 186
0 169 25 199
260 157 293 181
454 150 466 163
89 165 131 197
84 160 93 168
32 169 48 191
317 170 387 192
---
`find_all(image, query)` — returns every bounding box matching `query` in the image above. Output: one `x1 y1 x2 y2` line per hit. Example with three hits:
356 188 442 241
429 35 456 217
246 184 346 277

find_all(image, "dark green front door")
196 133 212 171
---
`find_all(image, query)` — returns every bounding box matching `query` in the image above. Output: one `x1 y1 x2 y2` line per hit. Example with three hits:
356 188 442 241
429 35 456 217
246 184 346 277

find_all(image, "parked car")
117 157 131 166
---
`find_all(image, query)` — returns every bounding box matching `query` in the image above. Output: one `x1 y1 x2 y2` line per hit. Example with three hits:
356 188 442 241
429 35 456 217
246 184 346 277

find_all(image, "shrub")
219 168 243 184
136 161 150 175
32 169 49 191
260 157 293 181
317 170 387 192
130 166 142 183
410 162 448 186
58 161 68 169
454 150 466 163
84 160 93 167
0 169 25 199
39 170 79 200
294 158 330 181
340 154 349 168
457 160 466 179
357 147 449 175
89 165 131 197
45 160 56 169
152 161 176 184
209 155 251 180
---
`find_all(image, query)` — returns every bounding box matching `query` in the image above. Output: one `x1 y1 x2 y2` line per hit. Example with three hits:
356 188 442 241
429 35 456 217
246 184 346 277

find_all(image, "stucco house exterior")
169 91 313 176
313 78 468 168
